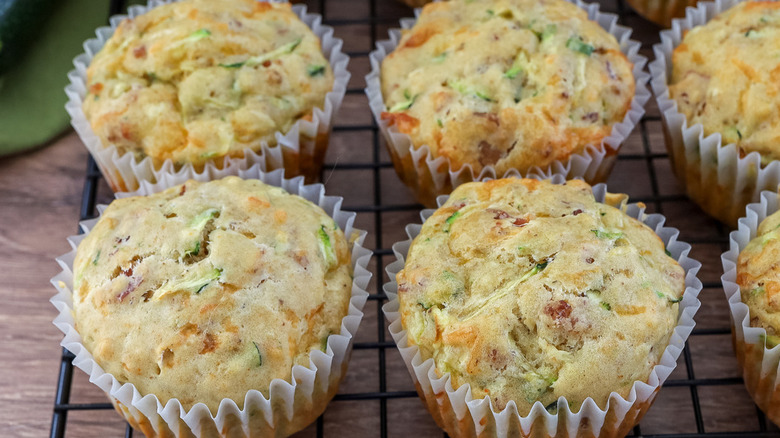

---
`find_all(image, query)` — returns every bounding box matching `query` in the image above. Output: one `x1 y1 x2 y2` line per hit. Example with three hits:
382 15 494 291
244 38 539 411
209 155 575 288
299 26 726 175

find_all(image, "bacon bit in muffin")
200 333 218 354
120 123 133 140
582 112 599 123
133 45 147 58
513 217 528 226
478 141 503 166
474 112 500 126
117 275 141 301
490 209 511 220
89 83 103 94
545 300 572 320
293 251 309 269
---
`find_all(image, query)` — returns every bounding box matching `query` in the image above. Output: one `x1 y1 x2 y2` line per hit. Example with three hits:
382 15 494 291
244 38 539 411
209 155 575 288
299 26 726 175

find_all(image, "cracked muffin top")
379 0 635 175
396 178 684 414
737 209 780 346
71 177 352 411
669 1 780 166
83 0 334 168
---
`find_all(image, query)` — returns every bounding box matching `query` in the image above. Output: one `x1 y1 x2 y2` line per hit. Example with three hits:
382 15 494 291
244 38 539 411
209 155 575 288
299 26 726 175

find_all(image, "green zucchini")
0 0 58 75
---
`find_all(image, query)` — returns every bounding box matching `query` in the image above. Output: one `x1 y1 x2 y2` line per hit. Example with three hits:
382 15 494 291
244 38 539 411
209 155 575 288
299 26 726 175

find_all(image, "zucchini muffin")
83 0 334 171
380 0 636 177
70 177 352 412
395 178 685 414
736 208 780 345
723 192 780 426
669 1 780 166
625 0 699 27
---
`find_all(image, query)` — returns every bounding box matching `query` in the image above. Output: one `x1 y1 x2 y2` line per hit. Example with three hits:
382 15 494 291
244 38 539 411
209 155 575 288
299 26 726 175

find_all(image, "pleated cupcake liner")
382 175 702 438
51 164 372 437
66 0 350 193
365 0 651 207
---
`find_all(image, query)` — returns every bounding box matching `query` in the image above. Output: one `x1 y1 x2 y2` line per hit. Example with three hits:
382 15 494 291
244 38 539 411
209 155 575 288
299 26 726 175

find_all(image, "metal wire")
49 0 780 436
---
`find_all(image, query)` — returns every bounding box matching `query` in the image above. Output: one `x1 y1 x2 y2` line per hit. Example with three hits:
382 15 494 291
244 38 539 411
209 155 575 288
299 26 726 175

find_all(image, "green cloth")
0 0 108 156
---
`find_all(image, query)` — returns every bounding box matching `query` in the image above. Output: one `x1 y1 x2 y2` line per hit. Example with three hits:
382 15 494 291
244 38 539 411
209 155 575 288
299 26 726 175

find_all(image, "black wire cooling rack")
50 0 780 436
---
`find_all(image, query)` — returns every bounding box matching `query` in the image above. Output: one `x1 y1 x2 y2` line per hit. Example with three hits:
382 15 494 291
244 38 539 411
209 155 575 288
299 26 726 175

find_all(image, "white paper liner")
50 165 372 437
721 190 780 425
382 176 703 437
66 0 351 193
365 0 651 207
649 0 780 227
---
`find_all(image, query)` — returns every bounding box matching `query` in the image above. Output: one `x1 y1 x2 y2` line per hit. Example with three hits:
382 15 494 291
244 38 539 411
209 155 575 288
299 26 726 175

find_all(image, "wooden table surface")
3 0 780 437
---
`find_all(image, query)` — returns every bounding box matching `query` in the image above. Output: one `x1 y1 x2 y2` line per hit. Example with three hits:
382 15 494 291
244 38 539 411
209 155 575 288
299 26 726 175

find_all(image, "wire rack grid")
49 0 780 436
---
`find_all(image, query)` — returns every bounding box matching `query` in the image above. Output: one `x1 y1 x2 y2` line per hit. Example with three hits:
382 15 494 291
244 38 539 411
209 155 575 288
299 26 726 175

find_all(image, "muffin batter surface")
381 0 635 174
670 1 780 165
84 0 334 167
397 179 684 413
72 177 352 411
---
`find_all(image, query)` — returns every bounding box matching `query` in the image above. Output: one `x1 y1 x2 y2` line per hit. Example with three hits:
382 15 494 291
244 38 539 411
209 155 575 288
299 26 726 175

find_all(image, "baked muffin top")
669 1 780 165
737 209 780 345
380 0 635 175
396 179 684 413
71 177 352 411
83 0 334 167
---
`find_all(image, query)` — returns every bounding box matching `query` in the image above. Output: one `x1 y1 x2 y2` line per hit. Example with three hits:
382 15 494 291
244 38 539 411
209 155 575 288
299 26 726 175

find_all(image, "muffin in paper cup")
722 190 780 426
365 0 651 207
382 176 702 438
649 0 780 227
50 165 372 437
395 0 433 8
66 0 350 193
625 0 700 27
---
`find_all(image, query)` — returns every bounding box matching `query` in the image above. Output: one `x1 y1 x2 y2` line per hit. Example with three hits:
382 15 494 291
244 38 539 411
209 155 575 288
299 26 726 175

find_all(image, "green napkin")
0 0 108 156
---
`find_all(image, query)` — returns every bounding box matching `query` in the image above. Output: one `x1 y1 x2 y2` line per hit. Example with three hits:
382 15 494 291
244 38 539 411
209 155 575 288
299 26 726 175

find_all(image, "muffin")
384 178 701 437
723 191 780 425
368 0 646 206
651 0 780 226
395 0 432 8
69 0 349 191
625 0 700 27
53 175 370 437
